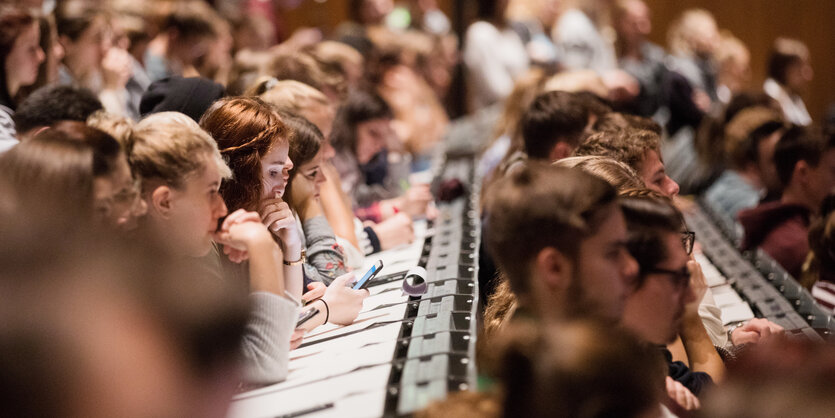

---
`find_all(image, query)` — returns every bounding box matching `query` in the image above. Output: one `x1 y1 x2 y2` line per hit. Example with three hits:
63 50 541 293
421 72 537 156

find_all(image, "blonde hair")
87 111 134 146
667 9 717 56
128 112 230 190
258 80 330 115
307 40 364 75
554 156 645 191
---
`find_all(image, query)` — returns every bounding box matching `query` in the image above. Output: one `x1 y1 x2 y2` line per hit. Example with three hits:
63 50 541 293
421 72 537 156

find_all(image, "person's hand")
302 282 327 304
684 259 708 316
258 197 302 250
371 213 415 250
666 377 700 411
731 318 785 346
101 47 133 90
321 272 369 325
213 209 271 263
400 184 433 217
290 328 305 350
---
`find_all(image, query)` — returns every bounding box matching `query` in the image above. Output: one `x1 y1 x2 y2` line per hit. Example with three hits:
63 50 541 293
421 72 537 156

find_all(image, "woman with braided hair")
199 97 367 343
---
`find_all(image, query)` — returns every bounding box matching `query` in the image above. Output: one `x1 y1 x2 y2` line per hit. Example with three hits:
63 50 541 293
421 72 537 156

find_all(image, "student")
764 38 814 126
0 224 250 418
258 79 416 260
0 7 45 150
330 89 432 222
144 4 219 82
463 0 529 110
520 90 590 163
803 195 835 311
12 84 103 140
199 98 366 330
664 9 720 135
281 113 350 284
619 192 725 403
483 163 638 327
51 121 148 231
740 127 835 278
613 0 668 117
574 128 680 197
0 129 99 223
703 107 784 223
128 111 298 384
55 2 134 116
0 123 147 231
424 320 666 418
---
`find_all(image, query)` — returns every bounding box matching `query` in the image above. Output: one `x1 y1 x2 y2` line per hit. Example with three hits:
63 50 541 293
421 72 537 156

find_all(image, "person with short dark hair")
484 163 638 325
739 127 835 278
144 3 220 82
619 192 726 407
521 91 589 162
764 38 813 125
0 7 45 151
12 84 103 139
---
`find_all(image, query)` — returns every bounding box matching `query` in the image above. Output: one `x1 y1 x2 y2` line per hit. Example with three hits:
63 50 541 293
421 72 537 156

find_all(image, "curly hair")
573 128 661 174
199 97 289 212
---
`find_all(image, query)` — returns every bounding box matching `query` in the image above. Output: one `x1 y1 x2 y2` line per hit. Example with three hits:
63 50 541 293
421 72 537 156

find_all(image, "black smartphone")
296 307 319 328
352 260 384 290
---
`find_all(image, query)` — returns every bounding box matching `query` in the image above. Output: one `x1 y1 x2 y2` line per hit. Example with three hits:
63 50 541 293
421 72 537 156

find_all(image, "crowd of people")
1 0 834 417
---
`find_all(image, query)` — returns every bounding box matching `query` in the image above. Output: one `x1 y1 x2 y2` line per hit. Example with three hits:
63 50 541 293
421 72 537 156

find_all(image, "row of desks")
686 203 834 341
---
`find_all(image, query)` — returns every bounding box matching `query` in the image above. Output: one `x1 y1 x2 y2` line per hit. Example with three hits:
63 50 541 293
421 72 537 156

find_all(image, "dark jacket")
663 348 713 396
739 201 812 278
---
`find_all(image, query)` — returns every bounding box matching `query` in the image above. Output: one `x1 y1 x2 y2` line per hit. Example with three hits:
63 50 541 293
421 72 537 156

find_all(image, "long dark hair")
0 7 36 109
330 89 392 156
281 113 323 212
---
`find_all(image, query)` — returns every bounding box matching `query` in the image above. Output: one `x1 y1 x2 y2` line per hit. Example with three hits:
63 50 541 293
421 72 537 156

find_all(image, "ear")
533 247 572 291
794 160 812 185
150 185 174 219
549 142 573 162
58 34 72 51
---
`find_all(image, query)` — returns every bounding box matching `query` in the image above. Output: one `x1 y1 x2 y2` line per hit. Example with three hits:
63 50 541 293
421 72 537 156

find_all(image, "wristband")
284 249 306 266
317 298 330 324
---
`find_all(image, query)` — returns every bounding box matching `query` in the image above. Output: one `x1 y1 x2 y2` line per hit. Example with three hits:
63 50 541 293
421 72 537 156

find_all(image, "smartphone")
296 307 319 328
352 260 384 290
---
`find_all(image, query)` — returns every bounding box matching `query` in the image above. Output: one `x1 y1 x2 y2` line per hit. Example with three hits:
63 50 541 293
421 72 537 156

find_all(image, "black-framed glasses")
643 266 691 291
681 231 695 255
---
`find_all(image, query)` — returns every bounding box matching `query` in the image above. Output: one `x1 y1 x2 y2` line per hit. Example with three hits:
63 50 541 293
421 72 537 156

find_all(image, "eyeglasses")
95 178 142 217
643 266 691 291
681 231 695 255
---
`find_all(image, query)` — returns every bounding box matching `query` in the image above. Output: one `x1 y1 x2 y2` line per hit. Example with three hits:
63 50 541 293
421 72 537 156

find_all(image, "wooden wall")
644 0 835 123
278 0 834 122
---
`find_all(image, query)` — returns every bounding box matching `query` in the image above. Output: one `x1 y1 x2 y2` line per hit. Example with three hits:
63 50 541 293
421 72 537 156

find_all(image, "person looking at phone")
258 79 416 266
198 97 367 341
128 111 297 384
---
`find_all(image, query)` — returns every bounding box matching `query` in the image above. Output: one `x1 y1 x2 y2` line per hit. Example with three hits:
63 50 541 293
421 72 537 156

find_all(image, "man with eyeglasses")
618 193 726 412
